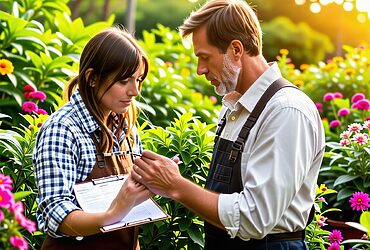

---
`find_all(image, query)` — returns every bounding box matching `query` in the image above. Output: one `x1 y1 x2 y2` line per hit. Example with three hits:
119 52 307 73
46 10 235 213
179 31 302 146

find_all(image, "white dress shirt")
217 62 325 240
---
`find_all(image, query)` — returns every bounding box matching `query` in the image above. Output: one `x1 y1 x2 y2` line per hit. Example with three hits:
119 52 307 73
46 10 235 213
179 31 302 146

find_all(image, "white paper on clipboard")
73 174 170 232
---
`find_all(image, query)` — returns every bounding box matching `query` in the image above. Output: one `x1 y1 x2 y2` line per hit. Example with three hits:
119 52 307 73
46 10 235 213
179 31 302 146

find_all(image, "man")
132 0 325 249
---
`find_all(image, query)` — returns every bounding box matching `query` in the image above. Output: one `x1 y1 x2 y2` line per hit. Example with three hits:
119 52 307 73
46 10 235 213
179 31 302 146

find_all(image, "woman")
33 26 152 250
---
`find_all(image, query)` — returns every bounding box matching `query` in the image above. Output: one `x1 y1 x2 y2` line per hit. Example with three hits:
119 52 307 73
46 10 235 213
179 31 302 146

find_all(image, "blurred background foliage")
65 0 369 66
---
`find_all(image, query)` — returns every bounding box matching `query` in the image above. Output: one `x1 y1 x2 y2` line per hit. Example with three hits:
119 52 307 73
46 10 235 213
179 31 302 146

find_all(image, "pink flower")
361 234 368 240
351 93 365 103
352 133 368 145
333 92 343 99
337 108 350 117
340 130 351 139
0 188 14 208
16 213 37 233
349 192 370 211
0 210 4 222
354 99 370 110
340 139 350 146
209 96 217 104
330 120 341 128
0 173 13 190
328 242 341 250
23 85 35 92
348 123 362 133
29 90 47 102
324 93 335 102
10 235 28 250
36 108 48 115
22 101 38 113
364 121 370 130
318 197 327 204
329 229 343 244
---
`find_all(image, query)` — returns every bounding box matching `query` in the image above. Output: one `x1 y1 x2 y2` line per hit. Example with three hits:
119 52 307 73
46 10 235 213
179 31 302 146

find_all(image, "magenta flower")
349 192 370 211
29 90 47 102
0 210 4 222
23 85 35 92
328 242 341 250
10 235 28 250
315 102 323 112
330 120 341 128
323 93 335 102
22 101 38 113
333 92 343 99
337 108 350 117
361 234 368 240
329 230 343 244
351 93 365 103
0 188 13 208
0 173 13 190
354 99 370 110
36 108 48 115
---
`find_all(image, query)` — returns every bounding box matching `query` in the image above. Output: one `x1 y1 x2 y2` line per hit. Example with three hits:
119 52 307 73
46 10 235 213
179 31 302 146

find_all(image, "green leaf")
333 175 359 187
188 224 204 247
13 191 33 201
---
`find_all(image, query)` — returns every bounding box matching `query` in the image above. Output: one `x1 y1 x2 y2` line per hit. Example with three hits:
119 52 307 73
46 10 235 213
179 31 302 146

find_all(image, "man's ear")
230 40 243 59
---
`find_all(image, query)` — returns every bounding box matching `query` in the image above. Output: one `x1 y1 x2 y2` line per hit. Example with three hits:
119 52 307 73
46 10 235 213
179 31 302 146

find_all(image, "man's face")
192 25 240 96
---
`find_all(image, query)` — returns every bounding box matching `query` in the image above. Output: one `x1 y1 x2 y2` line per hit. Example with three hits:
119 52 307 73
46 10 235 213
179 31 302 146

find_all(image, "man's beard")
215 54 240 96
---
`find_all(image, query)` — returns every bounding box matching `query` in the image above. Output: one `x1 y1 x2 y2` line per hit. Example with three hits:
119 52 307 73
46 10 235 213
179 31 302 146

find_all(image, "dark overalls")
204 78 308 250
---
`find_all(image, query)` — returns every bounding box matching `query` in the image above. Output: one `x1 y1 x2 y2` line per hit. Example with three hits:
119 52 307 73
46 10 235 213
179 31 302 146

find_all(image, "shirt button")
231 116 236 121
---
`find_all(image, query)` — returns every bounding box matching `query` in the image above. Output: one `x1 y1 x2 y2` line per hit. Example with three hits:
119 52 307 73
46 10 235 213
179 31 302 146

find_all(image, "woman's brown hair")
65 25 149 153
179 0 262 56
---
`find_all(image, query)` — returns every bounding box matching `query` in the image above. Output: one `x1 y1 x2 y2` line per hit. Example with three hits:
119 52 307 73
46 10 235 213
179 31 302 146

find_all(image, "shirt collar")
222 62 282 113
70 89 100 134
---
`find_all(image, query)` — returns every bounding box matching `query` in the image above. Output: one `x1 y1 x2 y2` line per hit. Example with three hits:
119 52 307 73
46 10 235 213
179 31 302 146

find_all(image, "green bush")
138 112 215 249
262 16 334 66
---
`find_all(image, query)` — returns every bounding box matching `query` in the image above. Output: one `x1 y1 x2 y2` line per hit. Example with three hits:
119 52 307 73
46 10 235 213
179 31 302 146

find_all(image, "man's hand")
131 150 182 198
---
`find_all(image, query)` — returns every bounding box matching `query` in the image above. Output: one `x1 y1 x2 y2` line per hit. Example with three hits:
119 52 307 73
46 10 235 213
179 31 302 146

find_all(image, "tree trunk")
125 0 137 33
102 0 111 20
70 0 83 20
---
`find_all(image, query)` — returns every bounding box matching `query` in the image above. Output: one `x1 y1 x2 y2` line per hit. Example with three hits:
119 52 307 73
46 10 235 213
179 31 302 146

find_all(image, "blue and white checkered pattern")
32 90 142 237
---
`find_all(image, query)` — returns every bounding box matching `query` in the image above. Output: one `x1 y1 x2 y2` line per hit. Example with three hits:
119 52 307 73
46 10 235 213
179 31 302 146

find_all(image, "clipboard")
73 174 170 233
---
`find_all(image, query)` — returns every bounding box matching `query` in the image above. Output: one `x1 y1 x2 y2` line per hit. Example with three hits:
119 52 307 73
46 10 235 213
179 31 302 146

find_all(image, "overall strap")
229 78 297 162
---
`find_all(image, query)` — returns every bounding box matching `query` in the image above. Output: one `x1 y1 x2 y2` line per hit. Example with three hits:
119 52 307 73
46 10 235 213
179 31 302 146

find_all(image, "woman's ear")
85 68 96 87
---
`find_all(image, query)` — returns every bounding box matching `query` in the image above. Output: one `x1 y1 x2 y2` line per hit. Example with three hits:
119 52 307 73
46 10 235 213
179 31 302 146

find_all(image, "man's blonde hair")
179 0 262 56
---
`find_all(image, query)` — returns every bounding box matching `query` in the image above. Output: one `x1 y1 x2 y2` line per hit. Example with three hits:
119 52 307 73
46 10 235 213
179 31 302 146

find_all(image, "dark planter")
326 219 365 240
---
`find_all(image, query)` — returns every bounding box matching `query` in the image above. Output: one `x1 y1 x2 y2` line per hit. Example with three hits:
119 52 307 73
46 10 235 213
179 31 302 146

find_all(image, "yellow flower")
279 49 289 55
293 80 304 87
332 56 343 63
0 59 14 75
300 64 310 71
344 68 355 75
180 68 190 76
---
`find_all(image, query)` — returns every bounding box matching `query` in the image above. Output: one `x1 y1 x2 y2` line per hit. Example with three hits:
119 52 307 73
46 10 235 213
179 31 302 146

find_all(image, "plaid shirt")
33 90 142 238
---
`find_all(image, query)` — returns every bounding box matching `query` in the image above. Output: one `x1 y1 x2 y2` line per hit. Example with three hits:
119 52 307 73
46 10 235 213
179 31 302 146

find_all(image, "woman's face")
98 65 144 116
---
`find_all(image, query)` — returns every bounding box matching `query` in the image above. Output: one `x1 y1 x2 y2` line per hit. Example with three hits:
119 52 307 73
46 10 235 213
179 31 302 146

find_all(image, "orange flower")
279 49 289 55
0 59 14 75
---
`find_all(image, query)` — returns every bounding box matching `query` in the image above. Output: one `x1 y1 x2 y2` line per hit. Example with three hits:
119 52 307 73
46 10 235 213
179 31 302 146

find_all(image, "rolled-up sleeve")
33 122 81 237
